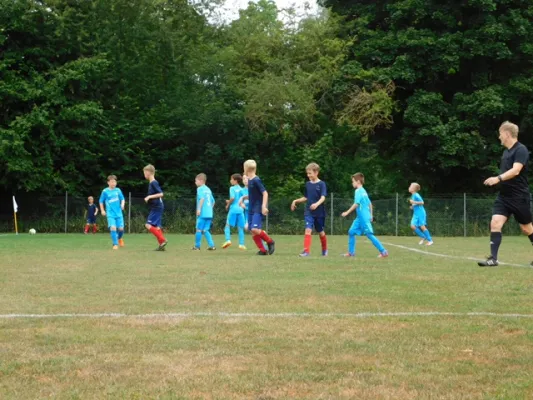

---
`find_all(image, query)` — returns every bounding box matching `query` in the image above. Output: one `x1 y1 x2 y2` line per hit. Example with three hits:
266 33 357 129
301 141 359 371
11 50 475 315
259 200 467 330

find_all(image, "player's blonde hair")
500 121 519 138
196 173 207 182
243 159 257 172
143 164 156 174
352 172 365 184
306 163 320 173
88 196 94 201
411 182 421 191
107 175 117 182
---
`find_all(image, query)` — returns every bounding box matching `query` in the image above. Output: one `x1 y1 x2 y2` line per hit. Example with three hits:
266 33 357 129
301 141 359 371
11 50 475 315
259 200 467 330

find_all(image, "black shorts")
493 195 532 225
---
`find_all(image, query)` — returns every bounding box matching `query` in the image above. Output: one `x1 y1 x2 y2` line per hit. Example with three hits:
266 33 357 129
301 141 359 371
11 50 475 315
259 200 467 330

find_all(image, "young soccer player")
242 159 275 255
99 175 125 250
193 173 216 250
241 175 250 231
84 196 98 234
341 173 388 258
409 182 433 246
222 174 246 250
291 163 328 257
143 164 168 251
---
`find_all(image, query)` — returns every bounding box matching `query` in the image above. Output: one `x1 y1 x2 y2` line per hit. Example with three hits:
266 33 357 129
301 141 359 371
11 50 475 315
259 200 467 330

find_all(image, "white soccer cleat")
418 239 425 245
426 241 434 246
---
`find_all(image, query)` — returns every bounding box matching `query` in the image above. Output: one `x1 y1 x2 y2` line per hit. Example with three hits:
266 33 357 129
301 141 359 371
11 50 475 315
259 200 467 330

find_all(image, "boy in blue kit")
193 173 216 250
222 173 246 250
242 175 250 231
291 163 328 257
242 159 275 255
143 164 168 251
84 196 98 234
341 173 388 258
409 182 433 246
99 175 126 250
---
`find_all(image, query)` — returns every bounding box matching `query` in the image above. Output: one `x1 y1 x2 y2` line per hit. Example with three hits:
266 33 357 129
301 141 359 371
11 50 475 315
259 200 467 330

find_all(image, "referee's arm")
484 162 524 186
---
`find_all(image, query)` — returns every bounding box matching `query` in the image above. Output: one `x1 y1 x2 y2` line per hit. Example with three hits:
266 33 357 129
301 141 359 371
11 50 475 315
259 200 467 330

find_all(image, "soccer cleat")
426 241 434 246
299 251 310 257
238 245 247 251
267 240 275 255
119 239 125 247
192 246 201 251
222 241 232 249
112 245 118 250
256 250 268 256
207 247 216 251
341 253 355 257
158 241 167 251
378 250 389 258
322 250 328 257
418 239 425 245
478 256 499 267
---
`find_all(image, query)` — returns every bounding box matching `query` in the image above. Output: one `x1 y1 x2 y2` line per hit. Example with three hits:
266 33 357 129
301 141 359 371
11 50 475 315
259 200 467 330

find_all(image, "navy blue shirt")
147 180 164 209
87 204 98 217
248 176 266 214
305 180 327 217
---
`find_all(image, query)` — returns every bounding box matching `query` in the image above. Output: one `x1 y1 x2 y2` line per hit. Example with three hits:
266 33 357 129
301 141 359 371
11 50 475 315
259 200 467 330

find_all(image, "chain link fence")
1 192 530 236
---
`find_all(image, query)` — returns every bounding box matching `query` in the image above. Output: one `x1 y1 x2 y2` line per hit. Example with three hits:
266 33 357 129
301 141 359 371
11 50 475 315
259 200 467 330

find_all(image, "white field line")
382 242 533 269
1 311 533 319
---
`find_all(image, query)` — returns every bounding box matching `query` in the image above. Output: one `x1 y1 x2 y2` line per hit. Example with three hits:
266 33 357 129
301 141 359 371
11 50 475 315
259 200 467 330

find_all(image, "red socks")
93 224 98 233
259 230 273 244
304 234 312 253
320 234 327 251
252 235 267 252
84 225 89 233
149 226 166 244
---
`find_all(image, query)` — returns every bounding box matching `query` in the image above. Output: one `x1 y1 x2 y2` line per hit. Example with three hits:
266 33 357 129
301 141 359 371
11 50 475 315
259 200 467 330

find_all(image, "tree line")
2 0 533 204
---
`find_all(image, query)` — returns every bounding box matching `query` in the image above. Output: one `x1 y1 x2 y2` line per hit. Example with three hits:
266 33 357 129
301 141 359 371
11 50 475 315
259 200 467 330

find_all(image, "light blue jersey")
355 187 372 222
411 193 426 216
242 187 249 212
197 185 214 219
99 187 124 218
229 185 245 214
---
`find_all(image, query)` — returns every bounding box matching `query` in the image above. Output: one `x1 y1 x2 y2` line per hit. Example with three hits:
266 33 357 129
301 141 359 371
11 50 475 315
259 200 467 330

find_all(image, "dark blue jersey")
148 180 164 209
305 180 327 217
248 176 266 213
87 204 98 217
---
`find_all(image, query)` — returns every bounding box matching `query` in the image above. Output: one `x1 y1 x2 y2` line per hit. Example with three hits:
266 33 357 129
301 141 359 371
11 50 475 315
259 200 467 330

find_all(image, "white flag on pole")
13 196 18 213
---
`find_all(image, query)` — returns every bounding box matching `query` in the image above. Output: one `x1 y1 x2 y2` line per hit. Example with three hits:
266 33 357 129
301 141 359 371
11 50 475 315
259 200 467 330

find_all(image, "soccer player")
478 121 533 267
241 175 250 231
84 196 98 234
193 173 216 250
341 173 388 258
409 183 433 246
242 159 275 255
99 175 125 250
291 163 328 257
143 164 167 251
222 173 246 250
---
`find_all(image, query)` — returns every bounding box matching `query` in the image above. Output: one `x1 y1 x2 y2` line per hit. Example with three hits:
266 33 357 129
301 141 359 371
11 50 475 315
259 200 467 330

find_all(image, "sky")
214 0 321 23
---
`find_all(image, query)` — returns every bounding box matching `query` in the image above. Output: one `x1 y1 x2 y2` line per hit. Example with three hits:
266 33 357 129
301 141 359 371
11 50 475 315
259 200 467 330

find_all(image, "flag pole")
14 210 18 235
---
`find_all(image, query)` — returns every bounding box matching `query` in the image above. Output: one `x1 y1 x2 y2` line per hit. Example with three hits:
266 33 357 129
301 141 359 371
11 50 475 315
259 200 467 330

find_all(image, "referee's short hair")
500 121 519 138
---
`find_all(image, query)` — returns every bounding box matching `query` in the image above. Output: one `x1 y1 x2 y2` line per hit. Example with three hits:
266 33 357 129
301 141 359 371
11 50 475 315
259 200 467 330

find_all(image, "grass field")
1 233 533 399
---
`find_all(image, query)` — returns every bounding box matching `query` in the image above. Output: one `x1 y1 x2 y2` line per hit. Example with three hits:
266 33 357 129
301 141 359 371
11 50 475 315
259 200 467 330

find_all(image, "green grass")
1 233 533 399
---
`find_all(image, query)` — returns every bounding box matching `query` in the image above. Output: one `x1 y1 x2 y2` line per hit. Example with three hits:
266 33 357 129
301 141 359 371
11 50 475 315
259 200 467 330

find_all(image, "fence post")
395 193 399 236
463 193 467 237
128 192 132 234
330 193 334 236
64 191 68 234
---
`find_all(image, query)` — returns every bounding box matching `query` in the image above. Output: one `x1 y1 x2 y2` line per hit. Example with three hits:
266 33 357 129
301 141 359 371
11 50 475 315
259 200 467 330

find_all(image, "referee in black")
479 121 532 266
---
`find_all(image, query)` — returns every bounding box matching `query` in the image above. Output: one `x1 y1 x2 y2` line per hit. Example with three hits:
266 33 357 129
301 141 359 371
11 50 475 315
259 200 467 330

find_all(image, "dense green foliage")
2 0 533 203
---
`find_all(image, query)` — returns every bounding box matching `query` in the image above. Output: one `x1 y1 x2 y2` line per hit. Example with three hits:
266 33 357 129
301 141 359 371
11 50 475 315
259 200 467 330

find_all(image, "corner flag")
13 196 18 235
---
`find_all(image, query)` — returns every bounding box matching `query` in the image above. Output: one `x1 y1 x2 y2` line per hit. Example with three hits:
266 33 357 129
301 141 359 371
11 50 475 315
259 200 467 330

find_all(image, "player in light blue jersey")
341 173 388 258
99 175 125 250
222 173 246 250
193 173 216 250
409 182 433 246
241 175 250 231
